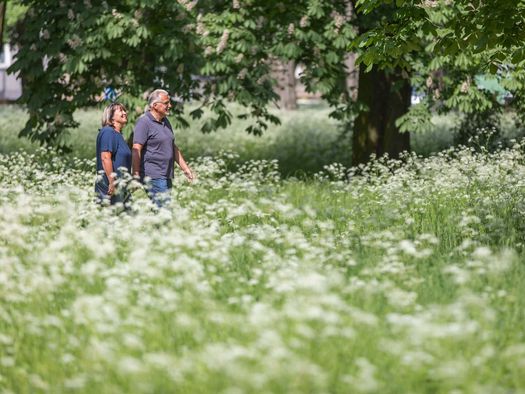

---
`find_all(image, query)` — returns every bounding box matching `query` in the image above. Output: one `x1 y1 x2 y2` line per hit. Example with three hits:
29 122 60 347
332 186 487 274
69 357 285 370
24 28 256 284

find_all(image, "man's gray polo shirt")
133 112 175 180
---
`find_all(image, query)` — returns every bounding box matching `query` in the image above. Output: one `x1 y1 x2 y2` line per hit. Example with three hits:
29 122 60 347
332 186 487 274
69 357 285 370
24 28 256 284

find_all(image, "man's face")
154 94 172 118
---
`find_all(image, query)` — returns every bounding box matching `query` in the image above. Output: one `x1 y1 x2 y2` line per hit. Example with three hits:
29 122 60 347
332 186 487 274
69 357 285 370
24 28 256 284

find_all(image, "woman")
95 102 131 205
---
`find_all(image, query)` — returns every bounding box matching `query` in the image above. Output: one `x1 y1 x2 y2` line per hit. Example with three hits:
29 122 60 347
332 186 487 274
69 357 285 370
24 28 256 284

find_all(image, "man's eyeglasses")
157 100 171 106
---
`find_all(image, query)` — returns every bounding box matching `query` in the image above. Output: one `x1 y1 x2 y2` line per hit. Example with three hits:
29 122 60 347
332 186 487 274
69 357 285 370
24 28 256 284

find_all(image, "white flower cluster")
217 29 230 54
177 0 198 12
0 143 524 392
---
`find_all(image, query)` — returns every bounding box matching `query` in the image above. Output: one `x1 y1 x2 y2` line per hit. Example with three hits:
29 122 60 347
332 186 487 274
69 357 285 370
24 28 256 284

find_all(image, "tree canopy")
8 0 353 150
355 0 525 133
7 0 525 160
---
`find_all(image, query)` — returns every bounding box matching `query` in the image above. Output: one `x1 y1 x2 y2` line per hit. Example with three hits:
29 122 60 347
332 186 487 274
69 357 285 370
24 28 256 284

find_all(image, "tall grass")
0 104 351 176
0 139 524 392
6 104 522 175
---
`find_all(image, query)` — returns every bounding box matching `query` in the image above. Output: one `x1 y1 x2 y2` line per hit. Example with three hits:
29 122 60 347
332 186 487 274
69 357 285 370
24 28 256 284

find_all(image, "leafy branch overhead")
8 0 354 149
7 0 525 151
355 0 525 132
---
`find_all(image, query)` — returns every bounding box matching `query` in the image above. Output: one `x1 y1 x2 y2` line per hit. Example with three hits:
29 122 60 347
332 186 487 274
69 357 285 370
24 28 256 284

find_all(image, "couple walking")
95 89 194 208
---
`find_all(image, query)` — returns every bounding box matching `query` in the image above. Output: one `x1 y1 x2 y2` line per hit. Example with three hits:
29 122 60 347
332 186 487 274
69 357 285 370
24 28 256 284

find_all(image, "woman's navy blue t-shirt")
96 126 131 182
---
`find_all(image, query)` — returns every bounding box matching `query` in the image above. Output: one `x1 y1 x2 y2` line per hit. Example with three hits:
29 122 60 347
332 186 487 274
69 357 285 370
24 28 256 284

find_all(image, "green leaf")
190 108 204 119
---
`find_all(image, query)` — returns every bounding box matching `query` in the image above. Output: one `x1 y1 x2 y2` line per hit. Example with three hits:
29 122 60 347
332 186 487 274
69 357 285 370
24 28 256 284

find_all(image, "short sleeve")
99 128 115 153
133 115 149 145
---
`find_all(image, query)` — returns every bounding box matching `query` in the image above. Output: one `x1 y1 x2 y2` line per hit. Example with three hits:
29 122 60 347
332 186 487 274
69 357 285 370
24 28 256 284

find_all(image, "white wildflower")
217 29 229 54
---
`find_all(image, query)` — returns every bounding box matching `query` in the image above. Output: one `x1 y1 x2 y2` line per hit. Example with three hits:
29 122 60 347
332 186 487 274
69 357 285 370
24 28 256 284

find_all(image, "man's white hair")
147 89 170 109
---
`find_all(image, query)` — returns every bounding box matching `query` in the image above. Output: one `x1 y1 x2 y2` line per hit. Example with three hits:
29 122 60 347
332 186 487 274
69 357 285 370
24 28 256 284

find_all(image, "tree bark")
272 60 297 110
0 1 6 46
344 1 358 102
352 66 411 165
344 52 358 101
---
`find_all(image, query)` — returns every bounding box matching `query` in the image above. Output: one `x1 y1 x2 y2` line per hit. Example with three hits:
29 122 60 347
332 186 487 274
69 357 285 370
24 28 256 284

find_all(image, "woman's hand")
107 180 115 196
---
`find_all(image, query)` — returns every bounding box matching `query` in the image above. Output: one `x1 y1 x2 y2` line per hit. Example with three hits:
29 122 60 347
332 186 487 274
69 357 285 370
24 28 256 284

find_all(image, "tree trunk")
352 66 411 165
344 52 358 101
344 2 358 102
0 1 6 46
272 60 297 110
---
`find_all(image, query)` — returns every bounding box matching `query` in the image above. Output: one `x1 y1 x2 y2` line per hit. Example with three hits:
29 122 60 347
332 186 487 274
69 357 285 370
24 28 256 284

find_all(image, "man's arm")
132 115 148 179
174 145 194 181
132 143 143 178
100 151 115 195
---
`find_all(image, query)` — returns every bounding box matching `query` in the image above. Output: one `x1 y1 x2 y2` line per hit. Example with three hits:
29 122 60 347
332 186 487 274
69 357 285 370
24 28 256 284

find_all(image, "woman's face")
113 106 128 125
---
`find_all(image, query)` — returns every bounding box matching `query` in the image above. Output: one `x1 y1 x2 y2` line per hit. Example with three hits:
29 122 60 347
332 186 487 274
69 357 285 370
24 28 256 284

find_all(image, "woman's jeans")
147 178 172 208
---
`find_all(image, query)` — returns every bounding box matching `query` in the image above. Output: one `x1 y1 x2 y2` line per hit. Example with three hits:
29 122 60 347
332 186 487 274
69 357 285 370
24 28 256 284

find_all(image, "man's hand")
175 146 194 183
184 169 195 182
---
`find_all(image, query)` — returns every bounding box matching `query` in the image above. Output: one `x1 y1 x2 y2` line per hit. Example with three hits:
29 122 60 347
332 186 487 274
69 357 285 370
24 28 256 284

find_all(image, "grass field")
0 104 471 176
1 104 353 176
1 105 525 392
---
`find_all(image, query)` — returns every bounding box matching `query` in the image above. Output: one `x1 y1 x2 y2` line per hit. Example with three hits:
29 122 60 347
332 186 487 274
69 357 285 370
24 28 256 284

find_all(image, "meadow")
0 104 471 176
1 105 525 393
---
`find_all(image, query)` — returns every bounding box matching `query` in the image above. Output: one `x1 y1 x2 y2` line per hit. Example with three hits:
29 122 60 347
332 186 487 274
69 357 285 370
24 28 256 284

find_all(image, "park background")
1 1 525 393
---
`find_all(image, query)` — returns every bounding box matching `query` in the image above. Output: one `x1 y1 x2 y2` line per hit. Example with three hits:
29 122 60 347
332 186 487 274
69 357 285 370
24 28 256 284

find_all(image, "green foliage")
453 108 503 151
396 103 433 134
0 104 354 176
3 0 26 43
9 1 206 149
353 0 525 134
8 0 525 157
9 0 355 149
4 103 525 175
2 143 525 392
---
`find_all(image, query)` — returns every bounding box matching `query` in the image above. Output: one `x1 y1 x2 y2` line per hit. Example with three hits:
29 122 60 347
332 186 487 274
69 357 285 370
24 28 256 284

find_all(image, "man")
132 89 194 207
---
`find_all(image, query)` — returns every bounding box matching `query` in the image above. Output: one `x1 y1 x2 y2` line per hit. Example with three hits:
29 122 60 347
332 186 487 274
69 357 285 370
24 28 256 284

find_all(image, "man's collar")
146 111 165 124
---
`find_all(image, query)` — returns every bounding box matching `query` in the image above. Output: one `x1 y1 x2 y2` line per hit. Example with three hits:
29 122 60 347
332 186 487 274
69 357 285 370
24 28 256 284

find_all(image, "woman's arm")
100 151 115 195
